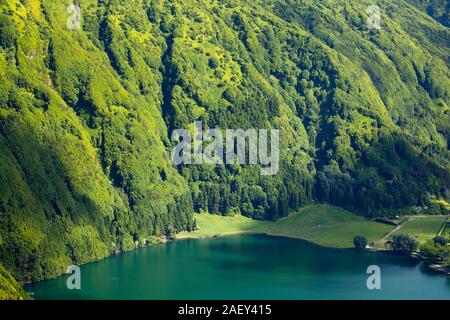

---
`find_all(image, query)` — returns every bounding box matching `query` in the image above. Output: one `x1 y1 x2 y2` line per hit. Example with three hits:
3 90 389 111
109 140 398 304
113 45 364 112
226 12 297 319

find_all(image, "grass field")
389 216 448 244
177 205 395 248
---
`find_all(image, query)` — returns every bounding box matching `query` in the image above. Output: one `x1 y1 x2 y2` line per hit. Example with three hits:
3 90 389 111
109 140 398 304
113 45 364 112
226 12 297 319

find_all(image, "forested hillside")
405 0 449 26
0 0 449 283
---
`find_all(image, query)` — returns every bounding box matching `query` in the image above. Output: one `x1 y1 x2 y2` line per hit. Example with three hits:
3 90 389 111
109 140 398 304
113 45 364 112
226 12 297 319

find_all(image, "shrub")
208 56 219 69
433 236 448 246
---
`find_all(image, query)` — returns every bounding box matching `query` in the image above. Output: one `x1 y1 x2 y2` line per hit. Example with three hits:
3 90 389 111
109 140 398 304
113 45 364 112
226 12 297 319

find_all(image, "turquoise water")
27 235 450 300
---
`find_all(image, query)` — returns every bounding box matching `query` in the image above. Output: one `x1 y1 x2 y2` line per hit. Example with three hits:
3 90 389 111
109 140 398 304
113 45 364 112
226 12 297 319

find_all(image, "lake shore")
176 205 395 249
21 206 449 289
27 234 450 300
176 206 449 276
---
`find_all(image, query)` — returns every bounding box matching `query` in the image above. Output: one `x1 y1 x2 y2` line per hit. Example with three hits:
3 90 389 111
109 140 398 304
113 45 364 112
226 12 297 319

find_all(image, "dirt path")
437 216 448 236
376 218 410 248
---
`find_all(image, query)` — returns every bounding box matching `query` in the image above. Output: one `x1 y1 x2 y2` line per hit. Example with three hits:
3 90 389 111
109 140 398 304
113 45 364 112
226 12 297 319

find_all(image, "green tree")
208 56 219 69
420 240 450 262
353 236 368 250
389 235 419 254
0 15 17 49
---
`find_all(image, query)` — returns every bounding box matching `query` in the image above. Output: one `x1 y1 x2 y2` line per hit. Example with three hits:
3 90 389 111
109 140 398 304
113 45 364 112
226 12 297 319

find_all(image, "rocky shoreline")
410 252 450 276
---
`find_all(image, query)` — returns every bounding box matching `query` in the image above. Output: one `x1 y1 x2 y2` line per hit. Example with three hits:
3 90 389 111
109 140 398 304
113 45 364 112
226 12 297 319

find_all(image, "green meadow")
389 216 448 244
178 205 395 248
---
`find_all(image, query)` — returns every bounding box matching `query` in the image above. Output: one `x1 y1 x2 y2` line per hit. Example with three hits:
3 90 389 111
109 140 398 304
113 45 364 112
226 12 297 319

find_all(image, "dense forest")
405 0 449 26
0 0 449 283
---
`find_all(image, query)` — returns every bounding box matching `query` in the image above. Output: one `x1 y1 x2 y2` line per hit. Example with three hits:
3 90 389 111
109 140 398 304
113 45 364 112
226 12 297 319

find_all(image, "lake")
27 234 450 300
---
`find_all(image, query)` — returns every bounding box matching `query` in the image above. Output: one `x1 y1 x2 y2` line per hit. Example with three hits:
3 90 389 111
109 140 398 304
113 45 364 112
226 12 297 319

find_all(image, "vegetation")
420 238 450 264
417 217 450 266
0 0 448 286
353 236 368 250
405 0 449 26
433 235 448 246
0 264 29 300
389 234 420 253
444 220 450 238
389 216 448 243
178 205 394 248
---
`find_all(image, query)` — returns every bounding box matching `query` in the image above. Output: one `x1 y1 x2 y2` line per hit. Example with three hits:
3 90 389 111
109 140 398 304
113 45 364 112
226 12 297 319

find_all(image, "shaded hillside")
0 0 448 282
405 0 449 26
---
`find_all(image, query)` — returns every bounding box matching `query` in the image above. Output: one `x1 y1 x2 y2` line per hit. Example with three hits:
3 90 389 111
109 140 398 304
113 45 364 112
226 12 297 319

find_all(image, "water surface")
27 235 450 300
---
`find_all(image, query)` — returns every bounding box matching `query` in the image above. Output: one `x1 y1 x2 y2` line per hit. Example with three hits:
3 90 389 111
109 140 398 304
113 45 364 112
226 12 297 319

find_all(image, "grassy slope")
178 205 395 248
390 215 448 243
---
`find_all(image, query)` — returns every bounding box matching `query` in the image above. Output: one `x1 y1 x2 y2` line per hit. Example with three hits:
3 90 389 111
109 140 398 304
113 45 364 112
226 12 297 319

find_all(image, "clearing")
177 205 395 248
